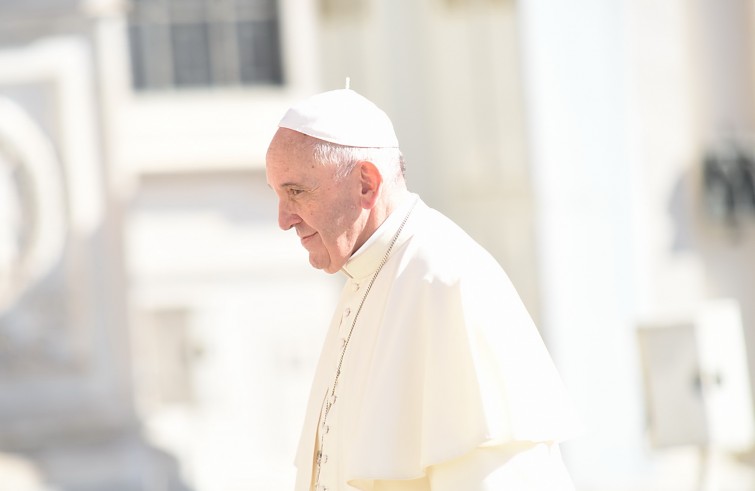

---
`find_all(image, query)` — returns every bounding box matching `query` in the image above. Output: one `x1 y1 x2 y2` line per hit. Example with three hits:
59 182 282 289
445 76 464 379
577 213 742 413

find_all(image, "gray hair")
311 140 406 183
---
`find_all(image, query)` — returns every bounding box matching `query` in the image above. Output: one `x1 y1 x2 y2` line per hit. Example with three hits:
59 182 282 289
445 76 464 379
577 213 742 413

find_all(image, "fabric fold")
294 199 579 491
345 252 578 485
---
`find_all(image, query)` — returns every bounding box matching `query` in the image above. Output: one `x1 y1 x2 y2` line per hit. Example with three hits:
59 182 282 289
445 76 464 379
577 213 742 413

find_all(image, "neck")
353 186 410 254
372 183 410 229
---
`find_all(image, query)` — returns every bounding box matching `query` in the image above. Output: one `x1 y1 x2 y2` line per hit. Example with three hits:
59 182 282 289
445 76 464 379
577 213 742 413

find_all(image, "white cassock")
295 194 580 491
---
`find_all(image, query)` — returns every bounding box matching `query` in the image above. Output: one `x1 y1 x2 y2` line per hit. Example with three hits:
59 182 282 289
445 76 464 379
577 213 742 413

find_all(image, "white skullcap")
278 89 399 148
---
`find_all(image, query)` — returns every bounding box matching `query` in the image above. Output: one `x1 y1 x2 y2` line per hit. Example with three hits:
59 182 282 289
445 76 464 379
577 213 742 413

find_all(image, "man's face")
266 128 366 273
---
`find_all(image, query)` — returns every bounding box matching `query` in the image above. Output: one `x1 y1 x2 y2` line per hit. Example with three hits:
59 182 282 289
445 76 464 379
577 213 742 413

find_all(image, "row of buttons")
315 280 361 490
337 282 359 348
315 201 414 491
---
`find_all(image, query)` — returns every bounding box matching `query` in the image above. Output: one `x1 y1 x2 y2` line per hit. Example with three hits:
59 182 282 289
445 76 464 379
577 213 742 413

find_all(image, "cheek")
310 194 362 246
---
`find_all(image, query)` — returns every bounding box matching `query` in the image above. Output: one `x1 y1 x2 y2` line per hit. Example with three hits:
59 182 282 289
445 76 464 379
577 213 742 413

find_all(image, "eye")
287 188 304 197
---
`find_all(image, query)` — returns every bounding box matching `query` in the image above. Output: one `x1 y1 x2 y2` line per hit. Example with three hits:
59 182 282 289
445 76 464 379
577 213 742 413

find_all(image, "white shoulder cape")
294 198 579 490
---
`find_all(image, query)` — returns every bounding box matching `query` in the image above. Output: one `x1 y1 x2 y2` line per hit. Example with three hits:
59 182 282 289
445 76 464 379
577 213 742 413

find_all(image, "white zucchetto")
278 89 400 148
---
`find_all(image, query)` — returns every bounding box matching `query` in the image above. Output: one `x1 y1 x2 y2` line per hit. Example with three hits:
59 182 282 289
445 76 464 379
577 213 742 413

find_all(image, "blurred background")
2 0 755 490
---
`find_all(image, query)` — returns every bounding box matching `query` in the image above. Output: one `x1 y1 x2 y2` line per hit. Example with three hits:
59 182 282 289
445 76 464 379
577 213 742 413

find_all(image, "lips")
300 232 317 245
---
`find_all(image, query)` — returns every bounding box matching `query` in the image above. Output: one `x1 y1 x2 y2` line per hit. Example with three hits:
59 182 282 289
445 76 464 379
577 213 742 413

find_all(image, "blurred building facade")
1 0 755 490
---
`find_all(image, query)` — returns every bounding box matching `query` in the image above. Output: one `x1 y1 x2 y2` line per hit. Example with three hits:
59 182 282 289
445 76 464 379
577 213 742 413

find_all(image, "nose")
278 200 301 231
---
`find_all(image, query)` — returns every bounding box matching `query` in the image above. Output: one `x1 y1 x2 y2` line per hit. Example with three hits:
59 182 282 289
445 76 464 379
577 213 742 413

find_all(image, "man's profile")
266 88 579 491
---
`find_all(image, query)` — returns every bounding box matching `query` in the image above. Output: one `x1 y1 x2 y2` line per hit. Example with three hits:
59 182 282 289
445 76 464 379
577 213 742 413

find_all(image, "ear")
358 161 383 209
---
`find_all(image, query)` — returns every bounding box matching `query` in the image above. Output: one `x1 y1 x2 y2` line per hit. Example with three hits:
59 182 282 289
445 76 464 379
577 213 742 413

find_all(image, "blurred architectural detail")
127 0 283 90
0 98 66 314
133 308 195 408
702 140 755 226
521 0 755 489
693 0 755 409
0 92 70 374
0 35 129 428
638 300 755 491
441 0 508 8
0 453 48 491
319 0 365 19
0 1 188 490
638 300 755 450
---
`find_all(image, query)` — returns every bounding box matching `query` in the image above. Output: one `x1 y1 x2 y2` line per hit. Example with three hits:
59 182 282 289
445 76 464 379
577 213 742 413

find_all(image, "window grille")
128 0 283 90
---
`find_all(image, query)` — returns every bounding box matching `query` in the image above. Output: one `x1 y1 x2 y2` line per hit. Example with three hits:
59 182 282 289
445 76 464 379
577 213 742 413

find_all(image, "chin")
322 263 341 274
309 250 345 274
309 255 335 274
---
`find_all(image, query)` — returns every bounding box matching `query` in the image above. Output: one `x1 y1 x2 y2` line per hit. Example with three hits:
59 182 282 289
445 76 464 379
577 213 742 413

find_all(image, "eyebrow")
268 181 306 191
280 182 304 188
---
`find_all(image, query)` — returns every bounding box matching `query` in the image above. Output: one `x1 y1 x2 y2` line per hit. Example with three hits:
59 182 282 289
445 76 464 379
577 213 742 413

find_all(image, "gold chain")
313 201 415 490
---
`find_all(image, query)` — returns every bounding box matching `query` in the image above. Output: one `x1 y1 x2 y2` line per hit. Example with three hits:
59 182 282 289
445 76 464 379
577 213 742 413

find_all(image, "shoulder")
389 202 529 323
400 203 504 286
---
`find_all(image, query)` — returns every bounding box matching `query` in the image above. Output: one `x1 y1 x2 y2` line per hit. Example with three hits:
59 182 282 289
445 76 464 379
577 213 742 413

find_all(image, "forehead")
266 128 320 181
267 127 313 163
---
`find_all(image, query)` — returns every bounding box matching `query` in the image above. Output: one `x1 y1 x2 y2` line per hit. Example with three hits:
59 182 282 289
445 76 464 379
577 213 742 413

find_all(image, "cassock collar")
341 193 419 281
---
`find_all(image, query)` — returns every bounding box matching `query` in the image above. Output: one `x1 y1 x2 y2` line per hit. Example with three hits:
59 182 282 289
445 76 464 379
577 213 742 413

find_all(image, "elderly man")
266 89 579 491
